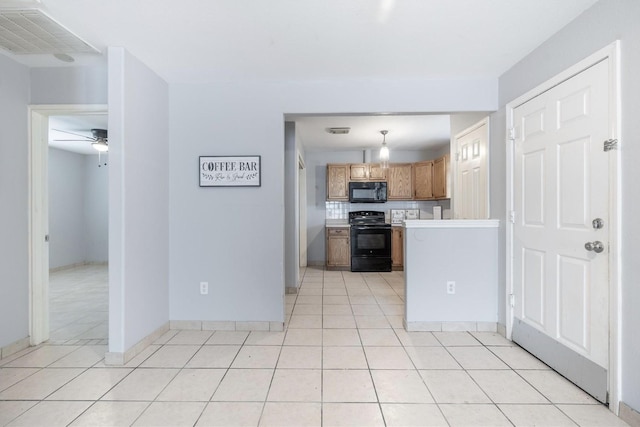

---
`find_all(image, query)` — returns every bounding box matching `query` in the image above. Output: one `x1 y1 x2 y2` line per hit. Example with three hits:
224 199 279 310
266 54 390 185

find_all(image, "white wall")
493 0 640 413
0 55 30 349
108 48 170 352
84 155 109 263
404 224 498 325
48 148 87 268
284 122 297 289
168 78 497 323
48 149 109 269
30 65 108 105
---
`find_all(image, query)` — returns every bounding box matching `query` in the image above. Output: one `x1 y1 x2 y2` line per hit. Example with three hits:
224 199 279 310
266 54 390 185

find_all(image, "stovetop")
349 210 389 226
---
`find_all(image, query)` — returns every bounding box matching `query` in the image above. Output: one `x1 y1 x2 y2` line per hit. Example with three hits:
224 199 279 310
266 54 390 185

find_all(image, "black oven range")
349 210 392 272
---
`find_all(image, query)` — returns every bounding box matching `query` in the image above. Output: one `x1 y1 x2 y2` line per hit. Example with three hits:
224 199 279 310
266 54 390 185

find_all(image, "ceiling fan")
53 128 109 152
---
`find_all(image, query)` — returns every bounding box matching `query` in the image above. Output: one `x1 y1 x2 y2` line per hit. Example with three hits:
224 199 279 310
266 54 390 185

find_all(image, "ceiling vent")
327 127 350 135
0 8 99 54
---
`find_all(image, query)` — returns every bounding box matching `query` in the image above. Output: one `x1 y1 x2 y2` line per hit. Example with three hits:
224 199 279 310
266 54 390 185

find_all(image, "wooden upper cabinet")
388 163 413 200
350 163 387 181
349 164 369 181
368 164 387 181
327 164 349 200
433 155 449 199
414 160 434 200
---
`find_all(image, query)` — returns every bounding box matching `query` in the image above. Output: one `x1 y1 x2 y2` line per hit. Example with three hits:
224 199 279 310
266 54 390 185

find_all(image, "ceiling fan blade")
52 128 93 139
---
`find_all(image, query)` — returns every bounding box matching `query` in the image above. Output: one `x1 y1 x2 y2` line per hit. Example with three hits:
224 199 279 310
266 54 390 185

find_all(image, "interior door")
512 59 611 402
454 118 489 219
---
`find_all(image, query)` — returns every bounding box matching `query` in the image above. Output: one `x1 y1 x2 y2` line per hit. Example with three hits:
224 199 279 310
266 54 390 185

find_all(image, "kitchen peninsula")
403 219 500 332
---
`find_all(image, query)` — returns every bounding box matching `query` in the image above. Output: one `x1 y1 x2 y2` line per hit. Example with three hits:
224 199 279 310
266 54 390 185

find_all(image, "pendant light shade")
379 130 389 169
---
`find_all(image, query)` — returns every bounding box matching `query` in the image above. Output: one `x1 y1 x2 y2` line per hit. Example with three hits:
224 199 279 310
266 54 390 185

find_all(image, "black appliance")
349 181 387 203
349 210 392 272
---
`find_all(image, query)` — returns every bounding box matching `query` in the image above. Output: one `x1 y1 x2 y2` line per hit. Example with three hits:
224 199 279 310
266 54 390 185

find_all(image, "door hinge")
455 151 460 161
509 294 515 308
603 139 618 152
45 234 49 242
508 127 517 142
509 210 516 224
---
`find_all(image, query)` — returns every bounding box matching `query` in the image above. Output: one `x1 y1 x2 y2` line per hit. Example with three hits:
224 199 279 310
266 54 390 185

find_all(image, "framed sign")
199 156 261 187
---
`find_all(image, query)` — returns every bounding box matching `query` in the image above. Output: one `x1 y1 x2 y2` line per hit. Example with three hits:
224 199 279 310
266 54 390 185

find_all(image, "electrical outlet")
200 281 209 295
446 281 456 294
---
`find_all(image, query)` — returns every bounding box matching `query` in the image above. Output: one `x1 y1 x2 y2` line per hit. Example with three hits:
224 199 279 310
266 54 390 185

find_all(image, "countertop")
325 219 350 228
403 219 500 228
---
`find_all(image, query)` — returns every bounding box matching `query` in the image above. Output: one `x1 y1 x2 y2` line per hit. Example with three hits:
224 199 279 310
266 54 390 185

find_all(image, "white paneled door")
454 118 489 219
511 59 611 402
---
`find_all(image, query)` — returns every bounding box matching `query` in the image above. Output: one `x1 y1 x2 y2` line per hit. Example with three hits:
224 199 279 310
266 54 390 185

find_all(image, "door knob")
584 241 604 253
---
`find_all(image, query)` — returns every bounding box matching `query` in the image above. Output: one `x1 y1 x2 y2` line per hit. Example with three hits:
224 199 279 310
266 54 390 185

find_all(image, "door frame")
505 41 621 411
28 104 108 345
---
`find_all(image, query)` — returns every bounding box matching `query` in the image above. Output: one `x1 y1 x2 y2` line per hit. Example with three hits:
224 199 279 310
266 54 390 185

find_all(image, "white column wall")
0 55 30 349
108 47 170 352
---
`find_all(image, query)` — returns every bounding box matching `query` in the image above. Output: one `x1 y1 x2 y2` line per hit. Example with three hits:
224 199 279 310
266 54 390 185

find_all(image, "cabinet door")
433 155 448 199
391 227 403 270
327 164 349 200
326 228 350 268
388 163 413 200
368 164 387 181
349 164 369 181
413 160 434 200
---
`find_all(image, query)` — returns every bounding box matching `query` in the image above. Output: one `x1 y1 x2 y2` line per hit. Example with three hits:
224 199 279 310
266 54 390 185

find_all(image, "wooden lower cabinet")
326 227 350 270
391 226 404 270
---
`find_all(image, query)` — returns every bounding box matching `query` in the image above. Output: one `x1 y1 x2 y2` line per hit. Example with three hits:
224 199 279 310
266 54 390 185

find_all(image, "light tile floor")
49 264 109 343
0 266 629 426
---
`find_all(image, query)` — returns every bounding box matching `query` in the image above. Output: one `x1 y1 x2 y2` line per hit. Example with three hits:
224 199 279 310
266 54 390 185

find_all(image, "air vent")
0 8 98 54
327 127 350 135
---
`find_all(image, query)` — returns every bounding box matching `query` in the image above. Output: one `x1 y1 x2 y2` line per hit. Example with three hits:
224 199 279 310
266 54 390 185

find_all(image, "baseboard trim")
497 323 507 337
285 287 298 295
50 261 108 273
306 261 325 267
104 322 169 366
620 402 640 427
0 336 30 360
404 321 497 332
170 320 285 333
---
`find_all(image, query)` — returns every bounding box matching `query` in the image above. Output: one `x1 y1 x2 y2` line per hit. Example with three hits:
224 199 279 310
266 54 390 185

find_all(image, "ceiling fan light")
92 140 108 152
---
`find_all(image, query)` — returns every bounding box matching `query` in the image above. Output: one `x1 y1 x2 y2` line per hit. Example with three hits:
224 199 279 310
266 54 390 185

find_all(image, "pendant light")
379 130 390 169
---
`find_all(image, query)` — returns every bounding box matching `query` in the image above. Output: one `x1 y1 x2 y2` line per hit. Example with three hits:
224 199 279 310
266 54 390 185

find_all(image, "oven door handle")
351 226 390 230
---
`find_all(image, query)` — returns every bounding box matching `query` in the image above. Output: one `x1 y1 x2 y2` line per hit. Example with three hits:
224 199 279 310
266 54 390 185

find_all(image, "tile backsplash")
325 200 451 221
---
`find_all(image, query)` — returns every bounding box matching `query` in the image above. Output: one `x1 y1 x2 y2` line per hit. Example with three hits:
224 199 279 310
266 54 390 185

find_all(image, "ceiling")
3 0 599 152
294 114 451 152
1 0 598 82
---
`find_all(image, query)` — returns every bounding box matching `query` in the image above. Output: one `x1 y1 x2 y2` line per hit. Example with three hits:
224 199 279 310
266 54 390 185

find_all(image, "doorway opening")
29 105 108 346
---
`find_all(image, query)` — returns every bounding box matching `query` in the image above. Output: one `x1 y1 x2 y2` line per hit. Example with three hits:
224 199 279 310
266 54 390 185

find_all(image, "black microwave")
349 181 387 203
